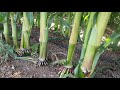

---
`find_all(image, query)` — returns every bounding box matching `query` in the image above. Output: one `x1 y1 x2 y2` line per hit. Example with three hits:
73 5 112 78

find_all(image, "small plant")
0 40 17 64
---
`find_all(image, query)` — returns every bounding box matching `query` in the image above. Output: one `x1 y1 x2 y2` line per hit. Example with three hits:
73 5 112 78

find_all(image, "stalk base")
17 48 32 57
80 66 91 77
36 58 49 66
58 66 74 78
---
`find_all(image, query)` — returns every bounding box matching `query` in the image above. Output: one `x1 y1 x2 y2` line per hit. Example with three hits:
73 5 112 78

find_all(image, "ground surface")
0 27 120 78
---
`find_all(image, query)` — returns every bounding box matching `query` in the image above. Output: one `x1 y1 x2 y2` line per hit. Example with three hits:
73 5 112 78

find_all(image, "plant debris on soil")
0 27 120 78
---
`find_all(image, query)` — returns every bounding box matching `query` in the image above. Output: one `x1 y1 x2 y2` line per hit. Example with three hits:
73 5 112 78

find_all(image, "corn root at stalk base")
58 66 74 78
17 48 32 57
36 58 49 67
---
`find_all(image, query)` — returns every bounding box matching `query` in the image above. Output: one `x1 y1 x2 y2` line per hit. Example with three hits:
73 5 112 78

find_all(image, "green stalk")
10 12 19 51
20 12 32 49
81 12 111 74
66 12 82 66
80 12 96 60
39 12 48 60
95 12 112 46
23 32 30 49
3 16 10 44
23 12 31 49
67 12 71 23
20 20 25 49
39 42 47 61
37 12 40 28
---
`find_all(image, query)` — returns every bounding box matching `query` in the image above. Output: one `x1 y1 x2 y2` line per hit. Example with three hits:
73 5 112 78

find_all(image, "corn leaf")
3 12 8 22
74 64 80 77
13 12 18 22
74 59 84 78
47 13 59 28
26 12 34 28
60 18 71 30
0 12 6 22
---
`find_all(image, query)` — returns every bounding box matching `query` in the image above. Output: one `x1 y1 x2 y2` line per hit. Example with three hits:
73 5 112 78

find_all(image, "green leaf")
74 64 80 77
89 71 96 78
36 12 40 27
0 12 6 22
60 18 71 30
26 12 34 28
26 30 31 37
84 14 90 22
30 43 39 51
90 52 101 77
5 44 17 58
74 64 86 78
13 12 18 22
104 30 120 48
52 59 66 65
3 12 8 23
47 13 59 28
62 73 71 78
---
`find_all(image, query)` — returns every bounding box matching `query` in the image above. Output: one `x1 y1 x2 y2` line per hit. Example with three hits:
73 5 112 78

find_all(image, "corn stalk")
59 12 83 78
10 12 19 51
37 12 48 65
80 12 96 60
3 13 10 44
19 12 33 56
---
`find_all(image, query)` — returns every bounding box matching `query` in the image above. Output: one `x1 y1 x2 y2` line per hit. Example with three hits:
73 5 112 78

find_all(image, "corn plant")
74 12 112 78
17 12 34 56
10 12 19 52
0 39 17 64
58 12 83 78
36 12 49 66
36 12 62 66
80 12 96 60
3 12 11 44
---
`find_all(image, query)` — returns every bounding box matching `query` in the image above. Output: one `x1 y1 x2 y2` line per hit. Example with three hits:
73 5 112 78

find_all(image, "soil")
0 27 120 78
